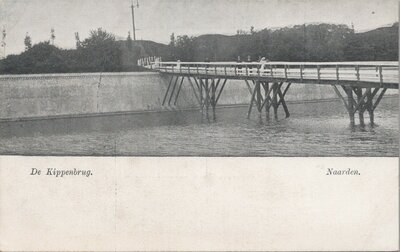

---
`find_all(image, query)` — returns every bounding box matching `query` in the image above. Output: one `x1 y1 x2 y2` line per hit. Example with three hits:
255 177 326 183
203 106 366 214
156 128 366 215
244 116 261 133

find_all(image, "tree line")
0 28 144 74
0 23 397 74
166 23 398 62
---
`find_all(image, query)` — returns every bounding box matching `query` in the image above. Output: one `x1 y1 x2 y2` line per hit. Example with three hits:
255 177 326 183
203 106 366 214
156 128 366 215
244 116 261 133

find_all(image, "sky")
0 0 398 55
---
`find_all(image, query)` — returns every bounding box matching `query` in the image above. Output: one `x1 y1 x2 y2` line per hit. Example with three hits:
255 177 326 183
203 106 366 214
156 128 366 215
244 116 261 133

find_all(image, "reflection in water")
0 97 398 156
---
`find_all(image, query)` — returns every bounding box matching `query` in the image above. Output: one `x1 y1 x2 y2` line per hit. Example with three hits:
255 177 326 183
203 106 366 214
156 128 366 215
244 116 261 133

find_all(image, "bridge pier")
331 85 387 126
150 59 397 127
355 87 365 126
160 71 390 127
366 89 374 125
272 82 278 119
263 82 270 119
162 76 229 116
204 79 210 114
247 81 291 120
346 86 355 126
162 75 186 107
192 77 227 119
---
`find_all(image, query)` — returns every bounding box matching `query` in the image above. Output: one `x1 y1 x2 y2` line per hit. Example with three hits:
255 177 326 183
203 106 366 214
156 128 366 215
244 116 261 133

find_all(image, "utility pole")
131 0 139 41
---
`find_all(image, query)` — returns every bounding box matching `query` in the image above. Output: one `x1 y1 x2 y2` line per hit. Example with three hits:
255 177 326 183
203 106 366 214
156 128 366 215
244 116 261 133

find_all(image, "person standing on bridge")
259 57 269 76
205 57 210 73
154 57 160 68
237 56 243 75
247 55 253 75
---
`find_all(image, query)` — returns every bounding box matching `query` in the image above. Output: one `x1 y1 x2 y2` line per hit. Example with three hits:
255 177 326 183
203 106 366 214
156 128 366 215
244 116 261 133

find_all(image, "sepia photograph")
0 0 399 251
0 0 398 157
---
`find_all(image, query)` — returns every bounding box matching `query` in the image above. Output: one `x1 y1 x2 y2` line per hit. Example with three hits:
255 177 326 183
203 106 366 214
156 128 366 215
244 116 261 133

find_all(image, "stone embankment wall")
0 72 391 120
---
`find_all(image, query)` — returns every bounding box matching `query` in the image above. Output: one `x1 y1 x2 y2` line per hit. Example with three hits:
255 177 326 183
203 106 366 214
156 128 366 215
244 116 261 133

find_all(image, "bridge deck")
141 60 398 89
138 58 397 126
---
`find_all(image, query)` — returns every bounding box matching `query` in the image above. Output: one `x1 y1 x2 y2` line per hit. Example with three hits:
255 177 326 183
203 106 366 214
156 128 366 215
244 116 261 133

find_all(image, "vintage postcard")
0 0 398 251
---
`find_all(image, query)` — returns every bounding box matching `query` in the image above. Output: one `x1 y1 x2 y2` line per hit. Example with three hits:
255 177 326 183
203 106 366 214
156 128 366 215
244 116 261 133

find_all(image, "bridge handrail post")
284 64 288 80
234 65 237 76
336 65 339 84
270 65 273 77
224 66 227 76
197 65 199 75
172 65 175 73
245 65 248 76
300 65 303 81
317 65 321 82
188 65 190 75
379 66 383 87
356 65 360 81
215 65 217 75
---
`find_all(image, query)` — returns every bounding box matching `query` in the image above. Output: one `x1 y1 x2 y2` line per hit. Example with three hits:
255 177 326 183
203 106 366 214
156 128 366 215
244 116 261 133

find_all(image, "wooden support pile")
160 69 389 126
162 76 182 107
189 78 227 119
247 81 291 120
331 85 387 126
162 76 228 119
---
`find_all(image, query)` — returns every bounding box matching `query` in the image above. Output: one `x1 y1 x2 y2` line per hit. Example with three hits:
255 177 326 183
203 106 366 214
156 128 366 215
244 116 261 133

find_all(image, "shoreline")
0 95 397 123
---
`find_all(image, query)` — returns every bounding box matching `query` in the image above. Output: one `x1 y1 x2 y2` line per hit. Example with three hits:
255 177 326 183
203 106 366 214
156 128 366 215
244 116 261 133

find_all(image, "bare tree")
24 32 32 51
169 33 176 47
250 26 255 35
50 28 55 45
127 31 133 50
75 32 81 48
1 27 6 58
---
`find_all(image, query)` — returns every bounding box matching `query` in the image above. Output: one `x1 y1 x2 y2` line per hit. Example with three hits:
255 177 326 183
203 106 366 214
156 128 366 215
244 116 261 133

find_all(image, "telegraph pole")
131 0 139 40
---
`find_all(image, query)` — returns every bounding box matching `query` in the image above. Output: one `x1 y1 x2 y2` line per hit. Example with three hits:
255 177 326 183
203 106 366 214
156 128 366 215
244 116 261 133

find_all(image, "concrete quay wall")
0 72 365 120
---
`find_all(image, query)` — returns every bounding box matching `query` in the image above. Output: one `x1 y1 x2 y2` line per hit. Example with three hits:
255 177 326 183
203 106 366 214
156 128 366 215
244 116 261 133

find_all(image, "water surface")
0 97 397 156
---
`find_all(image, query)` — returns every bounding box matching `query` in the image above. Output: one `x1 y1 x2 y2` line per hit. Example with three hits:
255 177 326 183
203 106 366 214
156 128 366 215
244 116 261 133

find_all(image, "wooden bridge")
139 57 398 126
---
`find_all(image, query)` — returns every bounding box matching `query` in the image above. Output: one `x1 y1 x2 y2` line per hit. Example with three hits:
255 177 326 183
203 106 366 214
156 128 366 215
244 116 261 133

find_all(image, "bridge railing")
138 58 398 85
